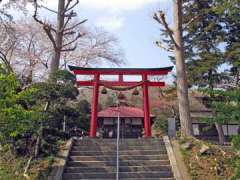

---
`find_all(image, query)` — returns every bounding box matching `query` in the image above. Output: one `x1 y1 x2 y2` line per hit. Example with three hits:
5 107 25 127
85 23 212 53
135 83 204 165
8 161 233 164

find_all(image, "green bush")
153 115 168 134
232 135 240 151
231 135 240 179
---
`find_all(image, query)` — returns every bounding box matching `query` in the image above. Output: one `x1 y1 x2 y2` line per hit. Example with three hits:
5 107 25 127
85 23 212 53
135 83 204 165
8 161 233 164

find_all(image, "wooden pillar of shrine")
89 73 100 137
142 73 151 137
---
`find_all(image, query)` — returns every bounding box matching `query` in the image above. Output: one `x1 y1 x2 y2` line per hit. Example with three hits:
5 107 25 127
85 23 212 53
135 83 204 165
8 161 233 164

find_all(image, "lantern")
101 87 108 94
117 92 126 100
132 88 139 96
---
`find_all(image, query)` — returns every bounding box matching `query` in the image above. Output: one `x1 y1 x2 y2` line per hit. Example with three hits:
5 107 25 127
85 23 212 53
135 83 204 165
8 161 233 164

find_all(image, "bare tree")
62 27 124 68
0 0 32 20
0 0 34 73
0 21 16 73
0 0 123 81
10 21 52 83
1 19 124 83
33 0 87 76
154 0 193 136
0 19 52 82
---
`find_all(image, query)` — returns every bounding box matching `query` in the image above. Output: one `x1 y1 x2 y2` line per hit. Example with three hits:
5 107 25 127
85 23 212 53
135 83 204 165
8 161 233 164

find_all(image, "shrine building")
97 105 155 138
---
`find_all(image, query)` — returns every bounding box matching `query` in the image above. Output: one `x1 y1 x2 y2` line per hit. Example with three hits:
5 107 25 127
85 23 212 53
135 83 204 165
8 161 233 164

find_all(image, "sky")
38 0 174 69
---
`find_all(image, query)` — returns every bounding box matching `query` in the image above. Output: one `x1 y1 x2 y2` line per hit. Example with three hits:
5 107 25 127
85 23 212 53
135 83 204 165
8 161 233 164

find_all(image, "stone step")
64 178 175 180
119 165 172 172
69 154 169 161
71 145 166 151
79 138 162 142
65 165 172 173
63 171 173 179
63 139 174 180
67 160 170 167
70 149 167 156
64 166 116 173
73 141 165 146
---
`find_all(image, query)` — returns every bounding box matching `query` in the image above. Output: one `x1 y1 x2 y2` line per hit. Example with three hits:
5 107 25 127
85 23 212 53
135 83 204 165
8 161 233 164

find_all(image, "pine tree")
182 0 226 143
220 0 240 87
184 0 225 143
183 0 224 87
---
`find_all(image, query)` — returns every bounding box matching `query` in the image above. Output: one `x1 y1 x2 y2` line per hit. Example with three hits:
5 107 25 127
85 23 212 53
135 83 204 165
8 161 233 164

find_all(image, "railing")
116 103 120 180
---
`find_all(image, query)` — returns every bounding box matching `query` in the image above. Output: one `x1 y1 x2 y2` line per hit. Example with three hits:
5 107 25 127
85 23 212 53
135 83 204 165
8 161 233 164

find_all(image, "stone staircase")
62 138 175 180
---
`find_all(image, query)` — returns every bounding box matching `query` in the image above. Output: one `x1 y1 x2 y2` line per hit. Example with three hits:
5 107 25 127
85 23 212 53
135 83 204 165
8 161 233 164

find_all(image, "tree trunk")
50 0 65 76
34 132 41 158
236 69 239 87
215 122 225 145
27 36 34 84
0 51 14 74
34 102 50 158
63 115 66 132
209 74 225 145
173 0 192 136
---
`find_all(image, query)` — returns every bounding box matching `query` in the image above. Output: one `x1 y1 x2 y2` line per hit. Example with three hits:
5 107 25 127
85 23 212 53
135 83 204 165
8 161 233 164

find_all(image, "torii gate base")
69 66 173 138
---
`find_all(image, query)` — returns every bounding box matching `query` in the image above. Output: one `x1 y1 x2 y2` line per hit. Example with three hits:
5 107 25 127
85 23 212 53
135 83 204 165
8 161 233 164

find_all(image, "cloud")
40 0 167 13
42 0 58 8
36 0 168 32
95 16 124 31
78 0 166 12
80 0 168 31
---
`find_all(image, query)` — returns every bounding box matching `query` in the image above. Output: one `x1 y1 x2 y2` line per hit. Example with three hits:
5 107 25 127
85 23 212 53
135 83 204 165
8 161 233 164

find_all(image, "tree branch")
64 0 73 11
65 0 79 12
33 0 57 33
62 32 85 47
61 44 77 52
33 0 57 50
64 19 87 32
63 30 76 36
153 11 177 47
40 5 58 14
43 25 57 50
61 11 75 32
33 1 44 24
0 50 14 73
156 41 174 52
183 14 202 30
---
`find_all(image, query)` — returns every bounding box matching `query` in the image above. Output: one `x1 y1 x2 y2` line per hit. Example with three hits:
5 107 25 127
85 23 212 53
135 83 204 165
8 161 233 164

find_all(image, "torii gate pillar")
89 74 100 137
142 74 151 137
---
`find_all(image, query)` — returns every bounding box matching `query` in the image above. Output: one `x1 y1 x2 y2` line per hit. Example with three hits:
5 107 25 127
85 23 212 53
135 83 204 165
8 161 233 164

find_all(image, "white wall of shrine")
102 118 143 125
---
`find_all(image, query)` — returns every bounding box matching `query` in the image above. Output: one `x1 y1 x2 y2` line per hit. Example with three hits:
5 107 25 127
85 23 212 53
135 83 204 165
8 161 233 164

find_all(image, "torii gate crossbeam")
69 66 173 138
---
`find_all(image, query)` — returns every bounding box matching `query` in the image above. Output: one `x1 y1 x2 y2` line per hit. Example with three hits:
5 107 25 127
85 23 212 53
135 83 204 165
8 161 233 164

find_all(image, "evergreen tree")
183 0 224 88
180 0 228 144
76 99 91 131
219 0 240 87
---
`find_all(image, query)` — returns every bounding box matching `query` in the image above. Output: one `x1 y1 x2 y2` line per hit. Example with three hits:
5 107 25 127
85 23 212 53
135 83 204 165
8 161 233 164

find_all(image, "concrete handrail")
48 138 73 180
163 136 182 180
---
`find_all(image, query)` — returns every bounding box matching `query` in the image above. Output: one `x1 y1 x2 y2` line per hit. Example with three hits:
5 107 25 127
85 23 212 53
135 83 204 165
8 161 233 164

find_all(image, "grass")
0 150 54 180
0 137 68 180
0 139 68 180
179 137 238 180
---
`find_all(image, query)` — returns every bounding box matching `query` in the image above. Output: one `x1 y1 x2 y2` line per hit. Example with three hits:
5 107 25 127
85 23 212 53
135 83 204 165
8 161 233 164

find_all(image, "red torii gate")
69 65 173 138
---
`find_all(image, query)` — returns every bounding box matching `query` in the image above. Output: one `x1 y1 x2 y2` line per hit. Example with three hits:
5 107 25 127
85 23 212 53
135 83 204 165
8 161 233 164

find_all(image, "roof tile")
98 106 155 118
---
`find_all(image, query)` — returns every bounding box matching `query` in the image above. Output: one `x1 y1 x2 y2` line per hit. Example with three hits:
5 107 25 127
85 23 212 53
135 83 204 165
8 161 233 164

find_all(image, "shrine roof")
98 106 155 118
